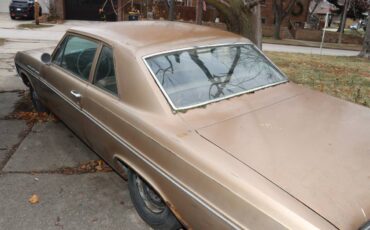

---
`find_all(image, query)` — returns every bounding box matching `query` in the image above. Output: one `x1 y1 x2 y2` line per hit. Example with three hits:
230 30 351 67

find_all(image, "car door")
40 34 99 138
81 45 123 161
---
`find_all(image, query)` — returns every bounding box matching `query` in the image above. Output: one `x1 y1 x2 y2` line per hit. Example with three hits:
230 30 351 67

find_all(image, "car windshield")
145 44 287 110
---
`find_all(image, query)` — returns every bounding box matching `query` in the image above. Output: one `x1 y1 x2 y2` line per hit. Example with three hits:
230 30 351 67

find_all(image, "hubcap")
135 175 166 214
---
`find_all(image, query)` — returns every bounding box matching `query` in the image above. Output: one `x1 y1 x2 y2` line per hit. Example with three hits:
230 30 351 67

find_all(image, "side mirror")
41 53 51 65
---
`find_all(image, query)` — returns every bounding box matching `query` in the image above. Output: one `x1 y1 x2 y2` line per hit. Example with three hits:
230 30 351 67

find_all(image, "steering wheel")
96 55 113 82
76 48 95 77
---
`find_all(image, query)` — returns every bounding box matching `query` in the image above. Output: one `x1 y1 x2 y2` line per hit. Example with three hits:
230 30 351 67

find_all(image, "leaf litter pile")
5 93 113 205
60 160 112 175
5 91 58 125
26 160 112 205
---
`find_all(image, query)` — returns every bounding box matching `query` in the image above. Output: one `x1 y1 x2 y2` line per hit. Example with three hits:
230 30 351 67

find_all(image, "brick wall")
262 25 294 39
261 0 310 28
295 29 364 44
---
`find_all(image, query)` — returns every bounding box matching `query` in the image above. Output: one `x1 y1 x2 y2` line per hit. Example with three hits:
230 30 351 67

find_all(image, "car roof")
68 21 250 57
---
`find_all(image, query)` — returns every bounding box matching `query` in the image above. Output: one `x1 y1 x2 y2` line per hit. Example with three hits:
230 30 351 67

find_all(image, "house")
261 0 311 38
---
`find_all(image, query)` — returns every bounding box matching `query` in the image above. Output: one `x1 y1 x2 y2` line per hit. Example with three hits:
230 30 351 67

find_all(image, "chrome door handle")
70 90 81 99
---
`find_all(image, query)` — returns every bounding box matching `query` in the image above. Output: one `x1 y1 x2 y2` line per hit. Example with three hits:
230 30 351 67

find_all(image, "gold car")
14 21 370 230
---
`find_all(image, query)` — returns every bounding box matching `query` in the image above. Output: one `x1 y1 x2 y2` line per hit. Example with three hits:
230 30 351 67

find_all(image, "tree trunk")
254 4 262 49
244 3 262 49
117 0 124 21
205 0 262 48
196 0 203 25
274 15 282 39
338 0 349 43
168 0 175 21
272 0 296 40
34 1 40 25
359 9 370 58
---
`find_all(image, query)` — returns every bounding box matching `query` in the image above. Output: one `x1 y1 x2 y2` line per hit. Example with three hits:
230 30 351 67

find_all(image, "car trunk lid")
181 83 370 229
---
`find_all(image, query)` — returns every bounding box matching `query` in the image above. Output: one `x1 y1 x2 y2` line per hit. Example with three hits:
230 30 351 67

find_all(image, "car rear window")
145 44 287 110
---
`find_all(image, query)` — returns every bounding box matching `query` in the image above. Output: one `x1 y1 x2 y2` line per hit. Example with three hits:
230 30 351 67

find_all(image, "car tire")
10 15 16 20
31 90 47 112
127 169 182 230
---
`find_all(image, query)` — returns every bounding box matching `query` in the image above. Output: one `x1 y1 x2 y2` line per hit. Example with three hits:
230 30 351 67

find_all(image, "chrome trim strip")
142 43 288 112
17 61 242 229
26 64 40 75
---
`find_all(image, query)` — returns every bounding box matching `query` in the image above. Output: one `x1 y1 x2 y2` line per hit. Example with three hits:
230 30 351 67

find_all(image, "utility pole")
34 0 40 25
195 0 202 24
338 0 349 43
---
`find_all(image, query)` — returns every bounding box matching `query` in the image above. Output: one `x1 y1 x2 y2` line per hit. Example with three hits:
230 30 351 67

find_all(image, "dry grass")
266 52 370 107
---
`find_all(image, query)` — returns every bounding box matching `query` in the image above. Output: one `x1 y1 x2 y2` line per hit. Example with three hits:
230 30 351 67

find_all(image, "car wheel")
128 169 182 230
10 15 16 20
31 90 47 112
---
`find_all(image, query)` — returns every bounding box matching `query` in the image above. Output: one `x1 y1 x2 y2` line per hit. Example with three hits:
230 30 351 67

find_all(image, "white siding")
0 0 11 13
39 0 50 13
1 0 50 13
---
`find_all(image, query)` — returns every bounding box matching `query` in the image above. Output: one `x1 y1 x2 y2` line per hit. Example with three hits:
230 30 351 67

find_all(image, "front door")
41 34 99 138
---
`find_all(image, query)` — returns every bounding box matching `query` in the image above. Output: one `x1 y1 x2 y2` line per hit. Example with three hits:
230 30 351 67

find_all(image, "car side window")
52 36 68 65
93 46 117 95
55 36 98 80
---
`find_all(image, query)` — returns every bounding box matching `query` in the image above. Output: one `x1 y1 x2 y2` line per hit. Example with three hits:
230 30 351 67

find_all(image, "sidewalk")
262 43 359 56
263 37 362 51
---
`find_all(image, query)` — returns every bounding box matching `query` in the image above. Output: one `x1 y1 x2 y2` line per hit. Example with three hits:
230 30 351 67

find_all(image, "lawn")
266 52 370 108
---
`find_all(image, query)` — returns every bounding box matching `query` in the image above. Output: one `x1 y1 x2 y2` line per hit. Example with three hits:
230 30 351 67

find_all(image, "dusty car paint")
14 21 369 229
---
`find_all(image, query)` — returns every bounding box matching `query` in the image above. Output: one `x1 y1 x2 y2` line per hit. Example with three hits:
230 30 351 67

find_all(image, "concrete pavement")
0 92 149 230
0 173 148 230
262 43 359 56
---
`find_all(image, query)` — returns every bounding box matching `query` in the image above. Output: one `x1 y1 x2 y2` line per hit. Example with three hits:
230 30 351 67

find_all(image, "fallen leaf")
95 160 103 171
28 194 39 204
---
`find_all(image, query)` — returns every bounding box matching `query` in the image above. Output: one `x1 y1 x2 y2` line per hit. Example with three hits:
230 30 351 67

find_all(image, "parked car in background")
14 22 370 229
9 0 42 20
350 17 368 31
